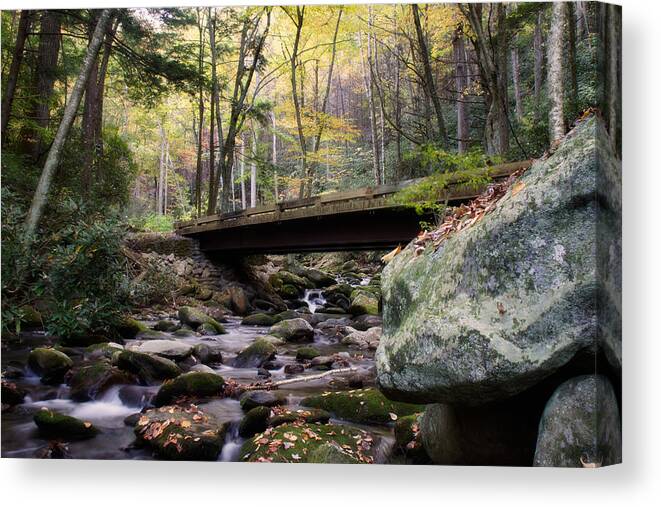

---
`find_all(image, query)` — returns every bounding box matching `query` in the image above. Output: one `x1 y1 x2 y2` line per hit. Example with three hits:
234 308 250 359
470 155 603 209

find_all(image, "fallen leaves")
381 244 402 264
411 164 531 253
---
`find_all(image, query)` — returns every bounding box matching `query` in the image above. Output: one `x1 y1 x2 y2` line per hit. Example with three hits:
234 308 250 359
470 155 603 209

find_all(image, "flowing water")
1 286 394 461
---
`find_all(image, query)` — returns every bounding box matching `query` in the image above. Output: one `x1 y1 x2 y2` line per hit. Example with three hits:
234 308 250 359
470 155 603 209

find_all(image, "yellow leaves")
381 244 401 264
180 420 192 428
511 181 526 197
83 421 93 428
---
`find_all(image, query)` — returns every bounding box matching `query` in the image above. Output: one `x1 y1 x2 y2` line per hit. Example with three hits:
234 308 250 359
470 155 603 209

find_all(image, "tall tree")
411 4 448 147
462 3 510 155
547 1 566 146
194 8 206 217
453 23 470 153
1 10 32 142
29 10 62 159
533 11 544 118
25 9 115 237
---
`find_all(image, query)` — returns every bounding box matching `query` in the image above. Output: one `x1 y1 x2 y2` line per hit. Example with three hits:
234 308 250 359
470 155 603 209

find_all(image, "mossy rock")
269 318 314 342
178 306 226 334
134 405 227 461
153 320 179 332
241 313 277 327
117 318 149 340
67 360 137 401
28 348 73 385
233 338 277 368
393 413 429 462
239 390 285 411
268 408 331 428
152 372 225 407
172 328 194 338
276 284 301 300
269 271 313 290
348 291 379 316
238 406 271 438
308 442 361 464
135 329 173 341
192 343 224 365
116 350 182 384
301 388 424 425
273 310 300 322
240 423 377 463
84 342 124 361
198 322 221 335
34 408 98 440
296 346 321 361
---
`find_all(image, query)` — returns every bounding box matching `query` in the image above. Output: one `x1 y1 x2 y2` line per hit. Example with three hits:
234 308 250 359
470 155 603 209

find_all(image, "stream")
1 278 395 461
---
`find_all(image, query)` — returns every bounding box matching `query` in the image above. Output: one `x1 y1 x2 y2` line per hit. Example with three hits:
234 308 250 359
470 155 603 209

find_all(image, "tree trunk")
1 10 32 143
548 1 567 146
567 2 579 119
272 111 278 201
533 11 544 118
411 4 448 147
453 25 470 153
240 135 246 209
157 120 166 215
30 10 61 159
511 44 524 121
463 3 509 155
194 8 205 217
288 7 308 199
606 4 621 155
25 9 115 237
359 30 381 186
250 128 257 208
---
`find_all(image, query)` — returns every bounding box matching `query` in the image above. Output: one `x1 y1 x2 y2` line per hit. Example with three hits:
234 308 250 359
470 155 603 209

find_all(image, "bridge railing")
175 160 532 234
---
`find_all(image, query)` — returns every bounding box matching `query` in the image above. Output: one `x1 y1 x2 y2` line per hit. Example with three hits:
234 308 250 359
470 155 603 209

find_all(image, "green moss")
296 346 321 361
68 360 135 401
34 408 99 440
302 388 425 425
241 313 277 327
178 306 226 334
27 347 73 385
268 408 331 428
349 291 380 316
117 317 149 340
116 350 182 384
134 405 226 461
238 406 271 438
233 338 277 368
152 372 225 407
240 423 376 463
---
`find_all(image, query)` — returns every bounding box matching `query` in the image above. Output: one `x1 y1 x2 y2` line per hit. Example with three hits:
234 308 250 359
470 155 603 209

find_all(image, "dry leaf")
511 181 526 196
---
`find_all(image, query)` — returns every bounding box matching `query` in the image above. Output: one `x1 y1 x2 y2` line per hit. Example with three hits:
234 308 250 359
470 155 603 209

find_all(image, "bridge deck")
175 160 531 254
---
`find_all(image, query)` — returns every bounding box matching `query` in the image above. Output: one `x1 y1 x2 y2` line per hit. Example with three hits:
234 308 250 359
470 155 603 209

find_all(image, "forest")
1 2 621 465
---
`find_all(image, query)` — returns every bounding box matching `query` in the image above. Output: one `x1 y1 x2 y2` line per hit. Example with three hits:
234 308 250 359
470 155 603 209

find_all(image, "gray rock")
269 318 314 342
239 390 285 411
233 338 277 368
376 118 622 405
28 348 73 385
533 375 621 467
116 350 182 384
127 340 194 361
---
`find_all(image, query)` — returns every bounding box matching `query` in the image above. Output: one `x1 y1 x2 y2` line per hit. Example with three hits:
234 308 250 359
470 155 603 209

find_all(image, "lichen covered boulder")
240 423 377 463
116 350 182 384
152 372 224 407
127 340 194 361
28 348 73 385
301 388 424 425
134 405 227 460
269 318 314 342
376 117 622 405
533 375 621 467
233 338 277 368
178 306 226 334
296 346 321 361
34 408 98 440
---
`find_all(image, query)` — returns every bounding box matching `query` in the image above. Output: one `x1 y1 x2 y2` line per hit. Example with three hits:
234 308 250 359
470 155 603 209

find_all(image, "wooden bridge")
175 160 531 255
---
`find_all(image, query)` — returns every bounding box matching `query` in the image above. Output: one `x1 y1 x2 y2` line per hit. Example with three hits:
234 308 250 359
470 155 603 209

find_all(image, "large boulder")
233 338 277 368
28 348 73 385
239 390 285 411
241 313 277 327
134 405 227 460
116 317 149 340
342 327 381 349
178 306 225 334
376 117 622 405
533 375 621 467
152 372 225 407
269 318 314 342
116 350 182 384
301 388 424 425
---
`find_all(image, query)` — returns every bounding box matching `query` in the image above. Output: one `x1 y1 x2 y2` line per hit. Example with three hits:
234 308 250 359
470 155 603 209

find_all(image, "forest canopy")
1 2 621 227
